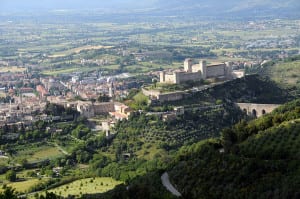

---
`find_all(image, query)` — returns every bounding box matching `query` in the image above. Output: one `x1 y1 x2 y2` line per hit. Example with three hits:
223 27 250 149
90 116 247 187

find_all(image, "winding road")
161 172 182 197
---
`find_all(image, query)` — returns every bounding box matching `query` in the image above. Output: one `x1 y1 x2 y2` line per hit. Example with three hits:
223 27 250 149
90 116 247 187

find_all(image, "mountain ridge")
1 0 299 18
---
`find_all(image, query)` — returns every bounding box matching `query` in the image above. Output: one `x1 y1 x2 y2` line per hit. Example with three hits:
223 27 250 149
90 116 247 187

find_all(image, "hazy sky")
0 0 158 12
0 0 299 15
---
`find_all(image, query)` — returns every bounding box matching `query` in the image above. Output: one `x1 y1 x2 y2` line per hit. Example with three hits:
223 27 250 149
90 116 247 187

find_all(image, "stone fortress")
160 59 244 84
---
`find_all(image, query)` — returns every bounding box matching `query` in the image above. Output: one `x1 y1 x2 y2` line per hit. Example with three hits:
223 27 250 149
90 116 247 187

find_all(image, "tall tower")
9 100 12 113
108 82 114 98
19 89 23 104
199 60 207 79
225 62 233 78
160 71 166 83
174 72 180 84
184 58 193 72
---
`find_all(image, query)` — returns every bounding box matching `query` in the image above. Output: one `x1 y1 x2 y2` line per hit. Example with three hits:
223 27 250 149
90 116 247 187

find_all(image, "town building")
76 101 131 120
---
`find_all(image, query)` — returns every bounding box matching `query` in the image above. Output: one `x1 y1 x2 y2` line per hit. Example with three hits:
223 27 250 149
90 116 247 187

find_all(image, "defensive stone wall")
175 71 201 84
142 88 184 103
157 91 185 102
142 88 161 97
206 64 226 78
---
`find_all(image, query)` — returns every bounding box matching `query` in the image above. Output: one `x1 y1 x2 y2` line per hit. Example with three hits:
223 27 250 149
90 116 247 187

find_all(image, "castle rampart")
160 59 237 84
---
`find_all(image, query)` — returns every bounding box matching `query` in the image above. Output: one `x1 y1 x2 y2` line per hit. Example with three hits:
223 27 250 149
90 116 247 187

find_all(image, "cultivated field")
48 45 114 58
0 66 26 73
44 177 122 197
267 60 300 88
14 144 65 164
1 179 46 193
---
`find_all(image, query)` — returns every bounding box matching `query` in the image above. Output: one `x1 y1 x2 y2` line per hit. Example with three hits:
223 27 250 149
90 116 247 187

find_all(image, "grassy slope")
0 67 26 73
0 169 49 194
44 177 122 198
12 143 65 164
2 179 46 194
265 60 300 89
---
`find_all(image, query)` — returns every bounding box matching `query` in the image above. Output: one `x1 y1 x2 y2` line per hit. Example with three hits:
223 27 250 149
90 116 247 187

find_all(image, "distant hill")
151 0 300 18
1 0 300 18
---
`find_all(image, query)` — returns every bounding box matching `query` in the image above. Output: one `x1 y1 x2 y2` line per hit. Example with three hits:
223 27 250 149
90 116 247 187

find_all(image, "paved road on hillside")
161 172 182 197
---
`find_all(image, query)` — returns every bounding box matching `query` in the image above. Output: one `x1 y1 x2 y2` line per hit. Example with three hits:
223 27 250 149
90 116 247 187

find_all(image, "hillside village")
3 56 288 139
0 58 244 125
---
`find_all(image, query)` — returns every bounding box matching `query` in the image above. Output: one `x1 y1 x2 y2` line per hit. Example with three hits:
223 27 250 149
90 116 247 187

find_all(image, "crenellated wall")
142 88 184 103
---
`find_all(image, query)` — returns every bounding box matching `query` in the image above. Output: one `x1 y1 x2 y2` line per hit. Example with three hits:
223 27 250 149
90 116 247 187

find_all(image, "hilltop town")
0 56 250 132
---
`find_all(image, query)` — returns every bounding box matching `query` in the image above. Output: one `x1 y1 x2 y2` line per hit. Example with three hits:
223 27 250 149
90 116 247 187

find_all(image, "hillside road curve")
161 172 182 197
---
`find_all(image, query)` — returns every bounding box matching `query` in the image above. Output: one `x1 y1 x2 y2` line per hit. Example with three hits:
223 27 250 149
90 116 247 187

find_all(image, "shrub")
5 170 16 182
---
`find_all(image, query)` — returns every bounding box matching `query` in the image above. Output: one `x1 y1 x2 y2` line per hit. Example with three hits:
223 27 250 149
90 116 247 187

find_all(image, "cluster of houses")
0 69 137 137
0 56 261 137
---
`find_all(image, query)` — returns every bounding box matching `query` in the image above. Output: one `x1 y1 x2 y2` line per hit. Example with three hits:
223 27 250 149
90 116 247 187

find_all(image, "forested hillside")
169 99 300 199
88 100 300 199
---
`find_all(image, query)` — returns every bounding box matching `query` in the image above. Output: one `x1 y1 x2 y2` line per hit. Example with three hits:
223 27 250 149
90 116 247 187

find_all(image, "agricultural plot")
0 169 48 193
54 135 81 154
45 177 122 197
13 144 65 163
266 60 300 88
1 179 46 193
42 63 122 76
0 66 26 73
49 45 114 58
125 62 181 74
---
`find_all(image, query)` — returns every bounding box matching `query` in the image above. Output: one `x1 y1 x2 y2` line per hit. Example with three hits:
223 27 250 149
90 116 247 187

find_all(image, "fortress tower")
184 58 193 72
174 72 181 84
225 61 233 78
160 71 166 83
199 60 207 79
